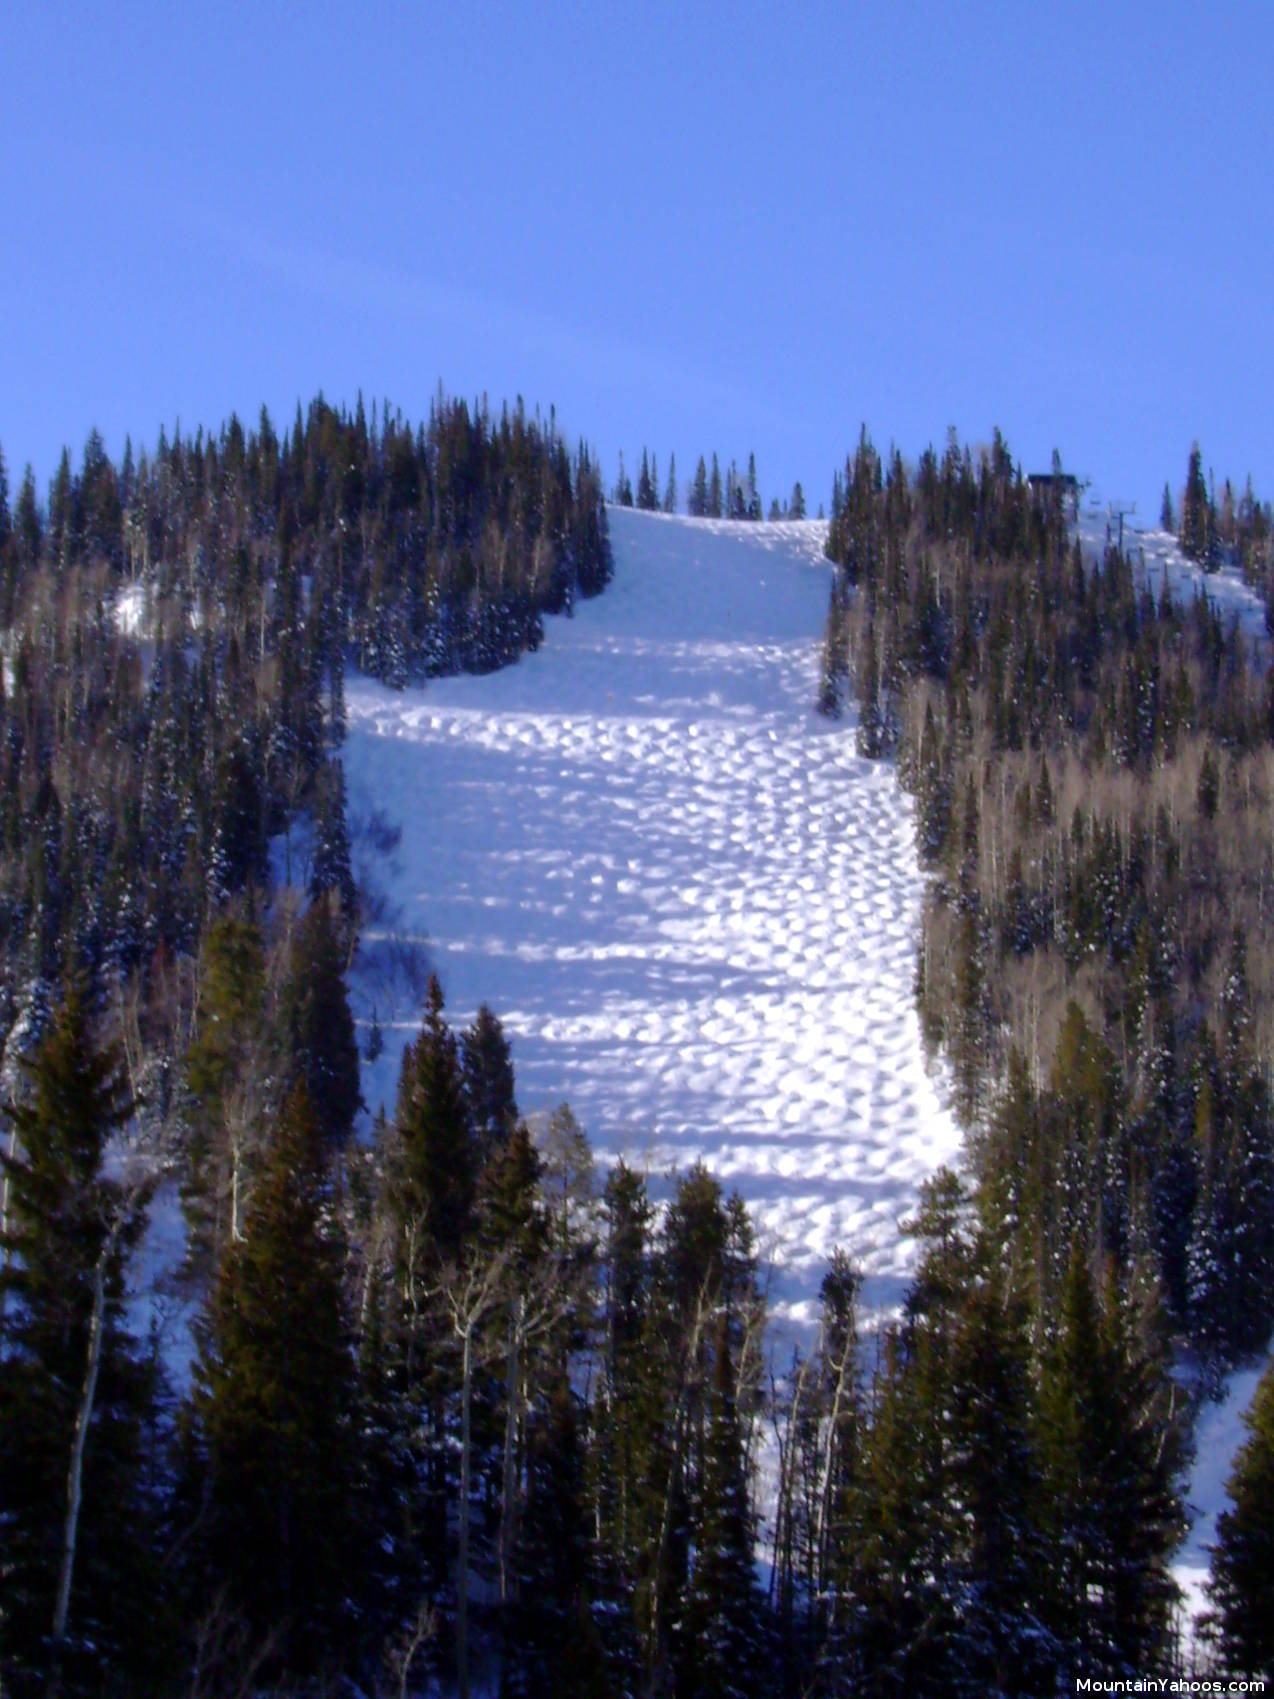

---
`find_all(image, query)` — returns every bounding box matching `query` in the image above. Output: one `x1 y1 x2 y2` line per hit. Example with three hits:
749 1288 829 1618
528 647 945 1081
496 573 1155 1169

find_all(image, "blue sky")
3 0 1271 517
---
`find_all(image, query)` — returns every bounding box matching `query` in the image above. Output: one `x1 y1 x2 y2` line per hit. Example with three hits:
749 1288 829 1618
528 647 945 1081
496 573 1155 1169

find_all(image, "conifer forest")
1 399 1273 1697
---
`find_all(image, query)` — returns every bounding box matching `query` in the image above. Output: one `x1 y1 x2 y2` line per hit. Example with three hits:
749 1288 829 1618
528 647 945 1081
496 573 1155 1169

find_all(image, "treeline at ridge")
612 446 810 523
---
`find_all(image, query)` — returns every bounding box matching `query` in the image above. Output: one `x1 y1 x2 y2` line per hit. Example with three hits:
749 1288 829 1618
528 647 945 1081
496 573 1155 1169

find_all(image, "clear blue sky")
3 0 1271 518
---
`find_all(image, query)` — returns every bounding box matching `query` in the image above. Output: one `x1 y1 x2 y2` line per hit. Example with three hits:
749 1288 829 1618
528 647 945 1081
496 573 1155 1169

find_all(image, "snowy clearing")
344 508 961 1331
1078 499 1269 653
1173 1343 1273 1641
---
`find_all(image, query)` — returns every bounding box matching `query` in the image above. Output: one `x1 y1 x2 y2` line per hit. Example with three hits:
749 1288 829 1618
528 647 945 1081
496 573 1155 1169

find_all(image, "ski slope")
1077 500 1269 654
1173 1345 1274 1641
343 508 961 1328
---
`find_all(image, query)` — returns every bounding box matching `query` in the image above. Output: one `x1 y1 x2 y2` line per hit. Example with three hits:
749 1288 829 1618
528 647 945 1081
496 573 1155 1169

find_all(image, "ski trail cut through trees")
345 508 961 1329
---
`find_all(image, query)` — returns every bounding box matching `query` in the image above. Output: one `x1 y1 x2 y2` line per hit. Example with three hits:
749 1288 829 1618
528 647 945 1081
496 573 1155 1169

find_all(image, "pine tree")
690 456 708 518
1037 1251 1181 1679
839 1326 951 1694
0 439 10 555
592 1159 655 1607
855 617 884 757
817 584 846 718
279 892 362 1148
663 453 678 514
947 1270 1058 1695
461 1002 519 1158
206 730 268 902
676 1316 766 1699
185 1085 366 1686
182 911 275 1264
14 463 41 568
708 454 723 519
392 973 479 1271
1209 1358 1274 1679
636 449 655 512
772 1250 859 1684
1180 442 1214 565
745 452 761 521
0 987 160 1697
308 755 357 928
728 459 746 519
374 974 485 1629
500 1378 613 1699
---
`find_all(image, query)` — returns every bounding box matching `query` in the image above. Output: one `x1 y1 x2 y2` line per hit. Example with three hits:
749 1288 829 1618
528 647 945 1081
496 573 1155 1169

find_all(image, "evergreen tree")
675 1316 765 1699
855 617 884 757
182 911 275 1264
708 454 723 519
185 1085 366 1686
307 755 357 928
790 481 806 520
745 452 761 521
663 453 678 514
0 988 160 1697
0 439 10 554
816 584 844 718
500 1379 613 1699
690 456 708 518
947 1270 1057 1695
1180 442 1214 564
462 1002 519 1158
636 449 656 512
14 463 41 568
1209 1358 1274 1679
376 974 484 1623
393 973 479 1270
1037 1251 1181 1679
207 730 268 903
279 892 362 1148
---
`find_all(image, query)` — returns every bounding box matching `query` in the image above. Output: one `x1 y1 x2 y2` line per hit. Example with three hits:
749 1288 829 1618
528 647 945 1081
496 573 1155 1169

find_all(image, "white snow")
112 581 149 637
1174 1344 1273 1638
1077 499 1269 653
127 1177 198 1392
344 508 961 1330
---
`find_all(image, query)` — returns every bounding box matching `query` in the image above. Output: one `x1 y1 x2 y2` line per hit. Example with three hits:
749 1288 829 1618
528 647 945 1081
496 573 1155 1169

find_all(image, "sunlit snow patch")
1078 498 1268 654
344 509 962 1331
1174 1343 1274 1647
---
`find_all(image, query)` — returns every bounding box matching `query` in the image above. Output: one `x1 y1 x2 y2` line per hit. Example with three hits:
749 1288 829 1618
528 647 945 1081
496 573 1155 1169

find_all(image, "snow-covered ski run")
344 507 962 1332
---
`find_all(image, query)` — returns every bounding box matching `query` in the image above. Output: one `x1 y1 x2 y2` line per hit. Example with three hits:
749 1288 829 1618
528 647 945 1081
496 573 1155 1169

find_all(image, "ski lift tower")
1107 499 1136 555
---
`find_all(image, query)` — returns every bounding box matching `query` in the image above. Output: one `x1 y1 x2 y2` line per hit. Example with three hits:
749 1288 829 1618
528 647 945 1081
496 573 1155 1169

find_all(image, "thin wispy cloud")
179 206 792 432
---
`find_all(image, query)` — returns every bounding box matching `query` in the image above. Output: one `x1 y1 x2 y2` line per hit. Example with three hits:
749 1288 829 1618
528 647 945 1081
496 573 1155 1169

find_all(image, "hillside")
344 506 961 1326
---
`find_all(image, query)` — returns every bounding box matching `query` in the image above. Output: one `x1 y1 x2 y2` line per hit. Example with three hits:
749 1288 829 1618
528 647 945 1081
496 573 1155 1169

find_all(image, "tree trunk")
0 1116 16 1332
498 1297 522 1605
458 1323 472 1699
816 1339 853 1597
52 1247 109 1672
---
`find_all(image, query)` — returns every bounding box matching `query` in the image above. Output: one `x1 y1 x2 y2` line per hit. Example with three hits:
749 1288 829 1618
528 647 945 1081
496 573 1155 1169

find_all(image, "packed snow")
1174 1343 1273 1643
344 509 962 1330
1077 498 1269 653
